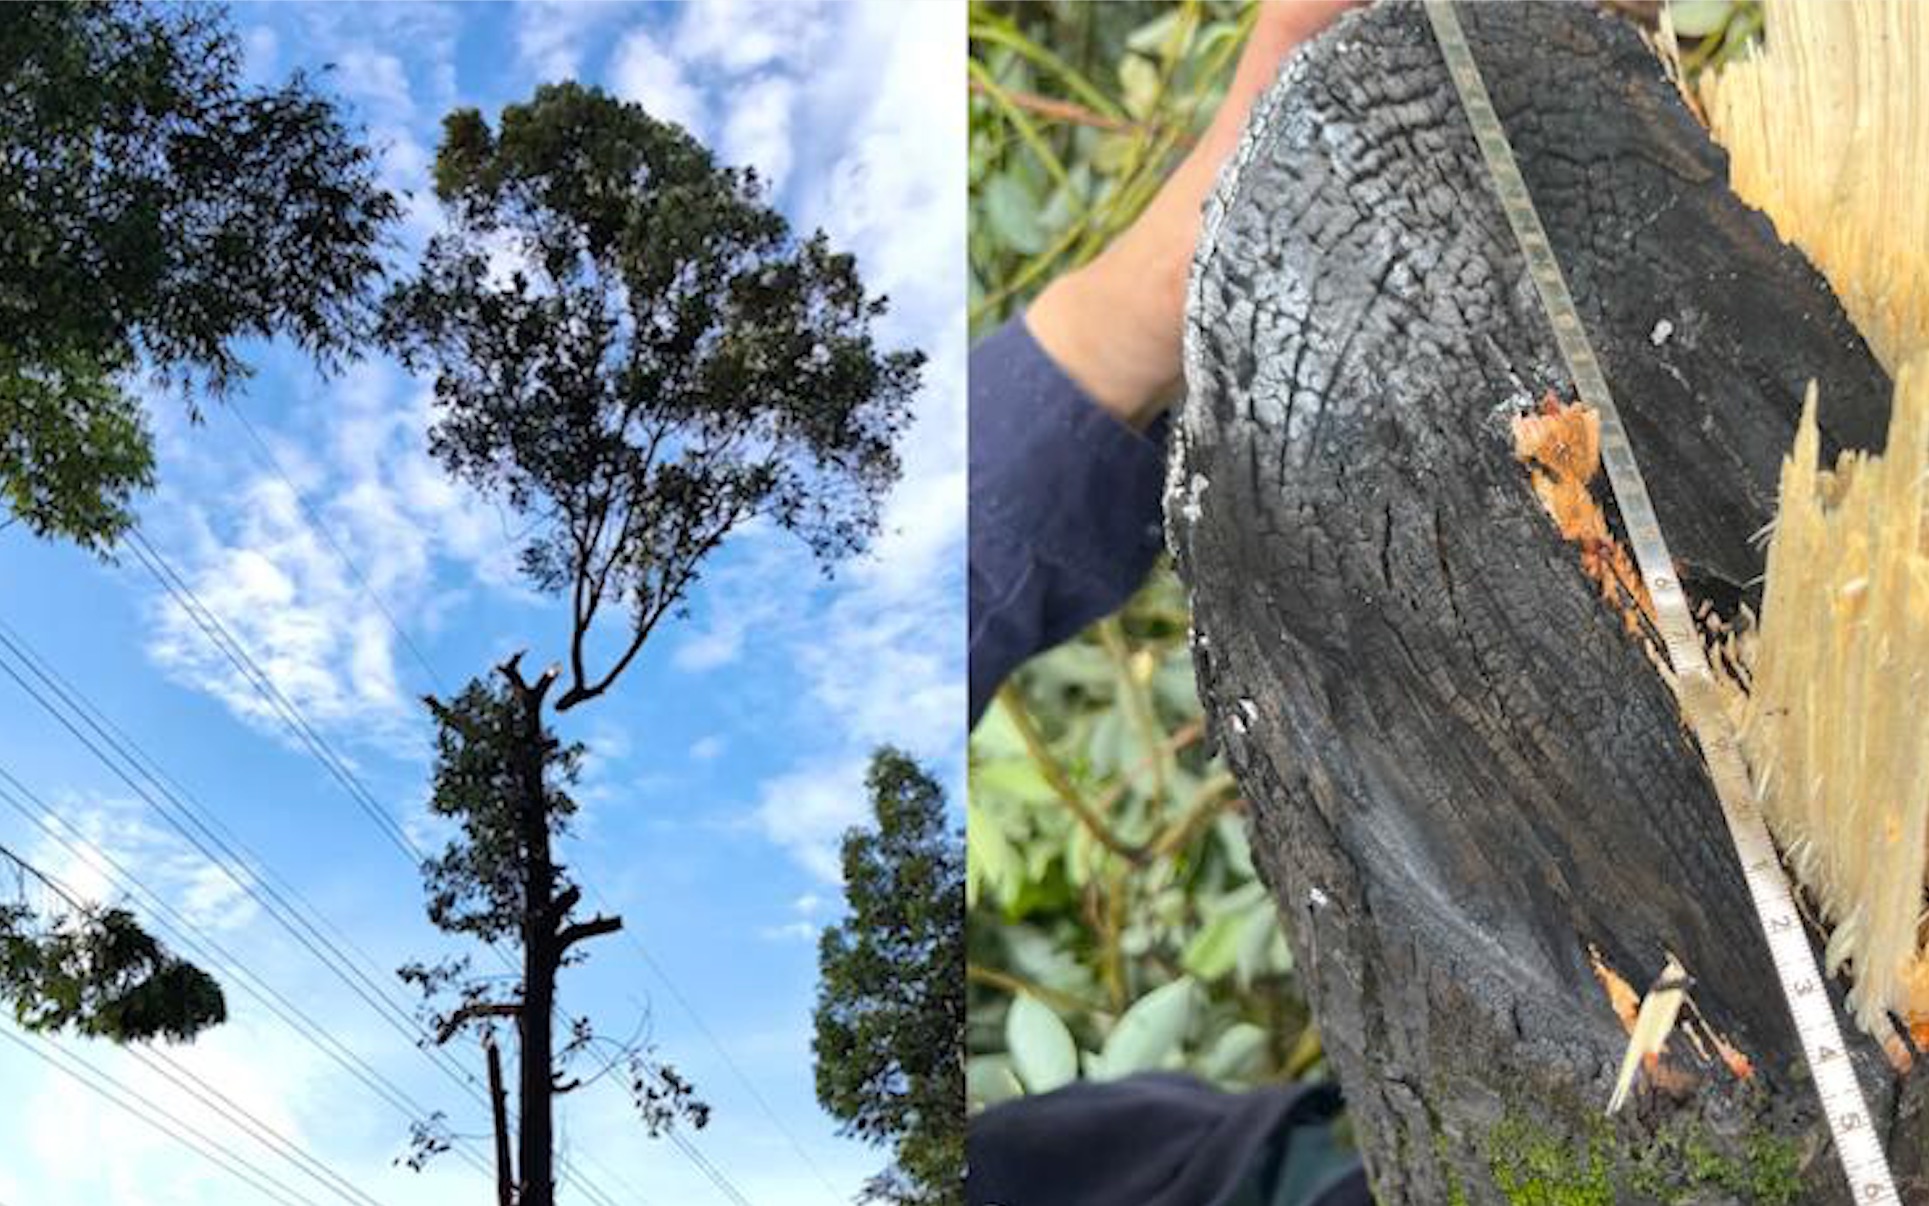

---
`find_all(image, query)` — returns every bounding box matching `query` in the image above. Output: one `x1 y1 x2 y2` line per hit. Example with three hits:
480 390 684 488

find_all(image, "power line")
202 445 820 1202
0 1025 325 1206
125 527 422 863
222 405 830 1192
0 838 390 1202
224 404 449 698
87 537 628 1205
125 436 799 1203
0 767 498 1185
604 897 841 1204
0 632 494 1111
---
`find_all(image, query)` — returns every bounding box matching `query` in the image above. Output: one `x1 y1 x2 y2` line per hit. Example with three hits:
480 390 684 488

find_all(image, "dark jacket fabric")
967 314 1169 726
967 1075 1370 1206
966 318 1369 1205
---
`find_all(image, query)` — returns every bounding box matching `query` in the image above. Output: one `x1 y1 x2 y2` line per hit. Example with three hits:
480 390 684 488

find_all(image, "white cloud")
672 0 829 75
753 758 868 884
25 794 261 936
610 27 707 137
515 0 628 81
690 735 727 761
143 363 519 754
759 920 818 942
241 24 280 81
333 46 413 124
722 74 797 193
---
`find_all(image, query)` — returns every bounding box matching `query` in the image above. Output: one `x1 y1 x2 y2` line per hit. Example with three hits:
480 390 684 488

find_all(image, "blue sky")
0 3 963 1204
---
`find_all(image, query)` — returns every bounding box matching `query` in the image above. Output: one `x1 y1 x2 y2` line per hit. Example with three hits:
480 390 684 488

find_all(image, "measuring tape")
1421 3 1899 1200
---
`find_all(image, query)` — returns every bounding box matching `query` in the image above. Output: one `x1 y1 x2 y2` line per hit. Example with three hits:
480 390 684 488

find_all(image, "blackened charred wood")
1170 2 1921 1201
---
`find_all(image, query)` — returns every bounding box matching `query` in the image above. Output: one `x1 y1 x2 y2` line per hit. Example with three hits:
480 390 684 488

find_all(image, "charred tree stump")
1170 3 1928 1202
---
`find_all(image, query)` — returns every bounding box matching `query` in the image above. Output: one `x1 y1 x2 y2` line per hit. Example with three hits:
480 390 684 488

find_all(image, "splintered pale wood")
1740 360 1929 1036
1700 0 1929 374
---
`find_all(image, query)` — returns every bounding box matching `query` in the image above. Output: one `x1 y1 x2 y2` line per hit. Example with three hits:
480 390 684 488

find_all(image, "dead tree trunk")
1170 3 1928 1201
487 1031 514 1206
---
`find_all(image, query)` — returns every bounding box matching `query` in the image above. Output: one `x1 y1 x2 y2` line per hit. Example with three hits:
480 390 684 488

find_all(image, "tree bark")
507 657 560 1206
487 1030 515 1206
1170 3 1927 1202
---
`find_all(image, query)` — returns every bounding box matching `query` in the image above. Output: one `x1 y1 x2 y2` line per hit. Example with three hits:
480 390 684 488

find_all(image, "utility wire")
222 409 832 1197
125 528 421 862
0 1025 324 1206
225 404 450 698
93 537 625 1204
135 423 805 1203
0 766 497 1185
0 840 388 1205
0 635 494 1111
598 885 840 1204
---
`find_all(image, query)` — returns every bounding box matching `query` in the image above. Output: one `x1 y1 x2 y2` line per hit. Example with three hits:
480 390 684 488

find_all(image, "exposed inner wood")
1699 0 1929 375
1739 364 1929 1038
1510 396 1655 635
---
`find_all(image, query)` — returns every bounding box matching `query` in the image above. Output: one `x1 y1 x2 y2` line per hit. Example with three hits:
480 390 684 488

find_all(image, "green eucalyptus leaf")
1669 0 1736 37
1181 908 1246 983
982 171 1049 255
1006 992 1080 1094
1197 1021 1269 1085
1119 54 1161 121
969 1053 1025 1109
1092 977 1194 1081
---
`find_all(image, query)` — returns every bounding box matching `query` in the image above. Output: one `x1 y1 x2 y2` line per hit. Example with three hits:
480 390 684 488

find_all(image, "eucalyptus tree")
384 82 922 1205
813 749 965 1206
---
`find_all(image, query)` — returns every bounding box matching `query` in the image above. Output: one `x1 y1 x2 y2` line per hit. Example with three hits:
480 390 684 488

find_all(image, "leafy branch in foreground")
0 0 398 551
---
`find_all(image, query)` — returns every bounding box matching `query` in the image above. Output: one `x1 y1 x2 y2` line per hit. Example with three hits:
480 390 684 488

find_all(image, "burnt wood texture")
1170 3 1924 1201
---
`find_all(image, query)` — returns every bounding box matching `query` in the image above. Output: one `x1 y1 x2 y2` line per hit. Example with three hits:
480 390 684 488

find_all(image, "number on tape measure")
1420 4 1900 1201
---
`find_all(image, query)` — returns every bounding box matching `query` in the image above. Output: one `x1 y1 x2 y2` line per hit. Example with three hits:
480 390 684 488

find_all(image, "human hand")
1025 1 1358 429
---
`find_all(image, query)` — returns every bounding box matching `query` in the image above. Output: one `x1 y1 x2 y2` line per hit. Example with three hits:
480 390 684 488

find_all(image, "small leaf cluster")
0 901 226 1043
968 0 1252 335
421 675 584 946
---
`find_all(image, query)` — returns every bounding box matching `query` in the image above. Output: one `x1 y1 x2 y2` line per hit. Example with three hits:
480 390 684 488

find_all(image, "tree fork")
1170 3 1929 1201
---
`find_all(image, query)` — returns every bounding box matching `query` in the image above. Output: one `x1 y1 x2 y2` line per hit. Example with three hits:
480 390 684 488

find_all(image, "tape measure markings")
1421 4 1899 1201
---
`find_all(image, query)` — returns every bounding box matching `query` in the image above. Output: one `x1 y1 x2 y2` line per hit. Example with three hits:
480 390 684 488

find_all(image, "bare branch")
558 913 622 954
436 1000 522 1046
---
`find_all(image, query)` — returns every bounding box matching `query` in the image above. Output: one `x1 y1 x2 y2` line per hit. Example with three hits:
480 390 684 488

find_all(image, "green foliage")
0 901 225 1043
967 2 1311 1111
968 0 1253 335
0 0 398 551
381 82 923 710
814 750 965 1206
0 347 154 553
420 674 583 946
968 575 1308 1108
1668 0 1763 76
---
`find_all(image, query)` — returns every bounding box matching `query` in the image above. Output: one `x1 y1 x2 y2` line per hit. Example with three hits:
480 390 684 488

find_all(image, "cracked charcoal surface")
1168 3 1910 1202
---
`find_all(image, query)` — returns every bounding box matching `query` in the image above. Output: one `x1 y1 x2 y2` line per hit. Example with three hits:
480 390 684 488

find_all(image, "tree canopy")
381 82 924 710
0 0 398 550
419 672 585 948
814 749 964 1205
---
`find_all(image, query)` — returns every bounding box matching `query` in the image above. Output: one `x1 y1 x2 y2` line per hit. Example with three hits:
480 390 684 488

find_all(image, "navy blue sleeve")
968 314 1170 727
